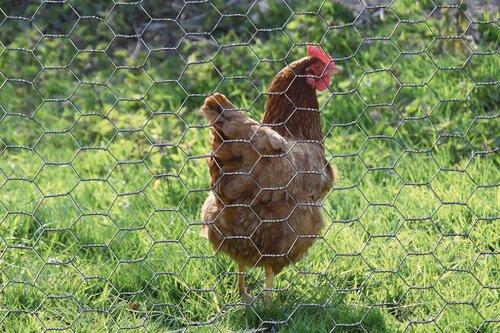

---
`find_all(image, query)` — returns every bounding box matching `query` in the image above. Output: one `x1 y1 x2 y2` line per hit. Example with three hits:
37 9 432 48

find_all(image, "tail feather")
201 93 289 203
201 93 288 153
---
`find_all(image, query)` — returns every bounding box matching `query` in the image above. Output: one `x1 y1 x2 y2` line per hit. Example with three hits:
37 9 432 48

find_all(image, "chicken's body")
200 50 336 303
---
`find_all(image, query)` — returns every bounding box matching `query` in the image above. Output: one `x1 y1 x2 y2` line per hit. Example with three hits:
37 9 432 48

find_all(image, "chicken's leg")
238 265 255 303
265 266 275 306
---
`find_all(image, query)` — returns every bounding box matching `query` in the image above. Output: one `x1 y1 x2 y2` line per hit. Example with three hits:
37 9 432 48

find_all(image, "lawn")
0 0 498 332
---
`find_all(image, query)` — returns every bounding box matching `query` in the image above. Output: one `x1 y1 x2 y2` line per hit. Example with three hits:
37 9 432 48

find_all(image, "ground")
0 0 498 332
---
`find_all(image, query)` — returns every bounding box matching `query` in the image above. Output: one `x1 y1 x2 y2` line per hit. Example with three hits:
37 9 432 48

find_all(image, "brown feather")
263 57 323 142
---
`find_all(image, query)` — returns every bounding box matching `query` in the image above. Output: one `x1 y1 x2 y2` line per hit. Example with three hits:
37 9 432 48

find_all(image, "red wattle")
315 75 331 91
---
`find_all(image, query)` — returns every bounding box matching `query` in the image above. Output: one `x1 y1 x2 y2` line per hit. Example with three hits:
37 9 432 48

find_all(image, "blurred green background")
0 0 498 332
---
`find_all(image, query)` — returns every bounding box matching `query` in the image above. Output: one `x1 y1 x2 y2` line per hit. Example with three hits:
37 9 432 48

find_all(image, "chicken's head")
305 45 338 91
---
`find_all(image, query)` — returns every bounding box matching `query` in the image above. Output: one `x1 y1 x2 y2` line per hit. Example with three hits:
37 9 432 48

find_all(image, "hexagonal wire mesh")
0 0 498 331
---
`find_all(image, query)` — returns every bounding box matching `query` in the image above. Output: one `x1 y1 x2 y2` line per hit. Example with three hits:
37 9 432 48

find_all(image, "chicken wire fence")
0 0 498 332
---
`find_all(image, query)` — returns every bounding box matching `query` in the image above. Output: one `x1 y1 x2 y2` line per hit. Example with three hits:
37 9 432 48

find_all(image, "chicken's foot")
265 266 275 306
238 265 256 303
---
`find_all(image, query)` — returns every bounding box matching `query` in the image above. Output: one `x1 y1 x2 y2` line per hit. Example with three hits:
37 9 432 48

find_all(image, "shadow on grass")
229 294 390 333
138 257 395 332
142 283 392 332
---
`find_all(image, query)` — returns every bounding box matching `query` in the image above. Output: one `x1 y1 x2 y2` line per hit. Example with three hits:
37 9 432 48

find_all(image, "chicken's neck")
262 60 323 142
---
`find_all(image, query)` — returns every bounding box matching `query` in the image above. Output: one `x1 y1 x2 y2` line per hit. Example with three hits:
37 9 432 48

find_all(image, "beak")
331 66 341 75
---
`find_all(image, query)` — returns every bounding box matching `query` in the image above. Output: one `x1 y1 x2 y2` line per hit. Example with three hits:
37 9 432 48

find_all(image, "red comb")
307 45 334 67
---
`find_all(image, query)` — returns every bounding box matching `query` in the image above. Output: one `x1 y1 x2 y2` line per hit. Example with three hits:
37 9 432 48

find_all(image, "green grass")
0 1 499 332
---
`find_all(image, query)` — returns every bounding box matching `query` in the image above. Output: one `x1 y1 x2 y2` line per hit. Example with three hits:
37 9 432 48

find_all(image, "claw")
240 287 256 304
238 265 255 304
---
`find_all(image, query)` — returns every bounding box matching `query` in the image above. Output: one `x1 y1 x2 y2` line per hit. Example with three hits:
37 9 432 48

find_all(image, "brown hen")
200 46 337 304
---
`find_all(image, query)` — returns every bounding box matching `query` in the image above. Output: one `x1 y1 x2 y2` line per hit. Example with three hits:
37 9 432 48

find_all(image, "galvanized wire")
0 0 498 332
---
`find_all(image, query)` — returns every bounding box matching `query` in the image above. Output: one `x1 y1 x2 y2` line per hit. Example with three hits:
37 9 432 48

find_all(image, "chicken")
200 46 337 304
